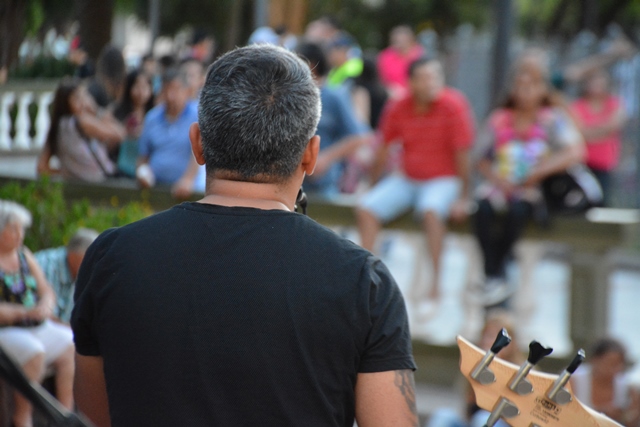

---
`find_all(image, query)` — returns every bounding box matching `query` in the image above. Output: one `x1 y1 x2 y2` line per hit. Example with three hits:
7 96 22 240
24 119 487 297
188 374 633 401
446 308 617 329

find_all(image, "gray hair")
0 200 32 232
67 228 99 253
198 44 321 183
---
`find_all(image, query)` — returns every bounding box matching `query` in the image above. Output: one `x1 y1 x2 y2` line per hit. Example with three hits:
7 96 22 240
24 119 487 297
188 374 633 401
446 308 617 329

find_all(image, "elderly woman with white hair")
0 200 74 427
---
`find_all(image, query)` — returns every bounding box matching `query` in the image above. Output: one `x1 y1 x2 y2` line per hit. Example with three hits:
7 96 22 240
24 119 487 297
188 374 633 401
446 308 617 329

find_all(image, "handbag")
541 165 604 215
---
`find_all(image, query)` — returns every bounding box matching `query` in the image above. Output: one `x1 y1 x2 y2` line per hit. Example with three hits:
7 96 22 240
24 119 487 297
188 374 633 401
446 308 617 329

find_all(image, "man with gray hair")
72 44 417 427
35 228 99 323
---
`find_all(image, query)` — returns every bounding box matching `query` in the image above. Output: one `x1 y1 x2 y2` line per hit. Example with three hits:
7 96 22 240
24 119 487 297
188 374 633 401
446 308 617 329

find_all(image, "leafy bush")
10 56 75 79
0 177 153 251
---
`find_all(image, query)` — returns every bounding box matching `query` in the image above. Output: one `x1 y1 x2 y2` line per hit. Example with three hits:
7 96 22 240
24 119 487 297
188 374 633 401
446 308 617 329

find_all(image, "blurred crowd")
2 15 638 427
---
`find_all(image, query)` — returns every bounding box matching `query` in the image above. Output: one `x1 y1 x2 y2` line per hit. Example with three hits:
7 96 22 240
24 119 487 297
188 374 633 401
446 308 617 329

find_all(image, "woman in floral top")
472 49 585 306
0 200 75 427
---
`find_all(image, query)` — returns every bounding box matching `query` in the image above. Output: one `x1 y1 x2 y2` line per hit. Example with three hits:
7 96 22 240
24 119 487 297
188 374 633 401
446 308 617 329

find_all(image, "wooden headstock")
457 335 623 427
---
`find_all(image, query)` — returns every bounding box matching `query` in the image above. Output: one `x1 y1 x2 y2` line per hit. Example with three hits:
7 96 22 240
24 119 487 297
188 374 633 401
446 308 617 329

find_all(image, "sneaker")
479 277 517 306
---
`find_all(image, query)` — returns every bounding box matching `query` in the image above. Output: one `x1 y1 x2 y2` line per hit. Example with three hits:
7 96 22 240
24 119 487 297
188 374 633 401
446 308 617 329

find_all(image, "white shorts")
0 320 73 366
359 174 462 222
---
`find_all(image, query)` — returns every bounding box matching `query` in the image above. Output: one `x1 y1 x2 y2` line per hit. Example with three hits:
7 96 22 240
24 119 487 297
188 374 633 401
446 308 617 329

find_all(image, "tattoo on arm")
394 369 419 426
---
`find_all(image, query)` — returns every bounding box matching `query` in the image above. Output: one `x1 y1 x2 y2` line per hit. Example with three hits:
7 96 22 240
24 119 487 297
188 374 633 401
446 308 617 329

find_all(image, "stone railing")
0 90 54 151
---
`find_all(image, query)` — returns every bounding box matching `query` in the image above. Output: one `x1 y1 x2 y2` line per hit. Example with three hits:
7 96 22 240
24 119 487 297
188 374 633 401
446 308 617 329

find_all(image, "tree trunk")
580 0 598 34
225 0 245 52
545 0 571 36
599 0 632 31
0 0 27 71
75 0 114 61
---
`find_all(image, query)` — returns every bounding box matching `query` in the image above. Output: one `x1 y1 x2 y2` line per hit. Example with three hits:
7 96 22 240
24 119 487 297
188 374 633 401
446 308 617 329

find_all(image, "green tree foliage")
0 178 153 251
518 0 640 38
301 0 492 49
131 0 255 54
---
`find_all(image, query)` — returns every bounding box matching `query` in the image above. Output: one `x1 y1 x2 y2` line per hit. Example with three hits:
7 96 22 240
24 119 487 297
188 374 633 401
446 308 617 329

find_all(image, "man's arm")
355 370 419 427
75 354 111 427
314 133 369 177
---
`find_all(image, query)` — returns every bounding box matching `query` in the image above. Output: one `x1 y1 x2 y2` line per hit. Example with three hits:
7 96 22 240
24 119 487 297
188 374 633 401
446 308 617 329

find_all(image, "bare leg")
356 208 382 252
423 211 447 300
13 352 45 427
53 345 75 410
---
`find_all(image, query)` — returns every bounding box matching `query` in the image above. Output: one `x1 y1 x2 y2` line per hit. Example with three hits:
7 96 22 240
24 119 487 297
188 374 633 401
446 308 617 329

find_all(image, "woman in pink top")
571 68 626 205
377 25 424 99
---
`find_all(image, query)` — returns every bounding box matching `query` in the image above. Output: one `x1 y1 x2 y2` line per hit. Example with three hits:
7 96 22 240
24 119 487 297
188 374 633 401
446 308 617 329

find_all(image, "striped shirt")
380 88 475 180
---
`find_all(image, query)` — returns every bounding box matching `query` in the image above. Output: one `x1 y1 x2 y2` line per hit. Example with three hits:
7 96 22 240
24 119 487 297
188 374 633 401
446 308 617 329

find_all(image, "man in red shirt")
356 58 474 308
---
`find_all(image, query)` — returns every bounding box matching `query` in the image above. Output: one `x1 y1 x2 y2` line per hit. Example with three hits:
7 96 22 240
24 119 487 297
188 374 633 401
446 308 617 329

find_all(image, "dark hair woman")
37 77 125 182
113 70 155 177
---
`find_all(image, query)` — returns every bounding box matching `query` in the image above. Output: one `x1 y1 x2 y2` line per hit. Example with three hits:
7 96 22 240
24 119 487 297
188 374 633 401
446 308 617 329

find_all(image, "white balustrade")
13 92 33 150
34 92 54 149
0 90 54 151
0 93 15 150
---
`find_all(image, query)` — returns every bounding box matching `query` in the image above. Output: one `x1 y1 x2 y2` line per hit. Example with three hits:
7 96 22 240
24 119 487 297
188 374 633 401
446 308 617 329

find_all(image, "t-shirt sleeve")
71 228 118 356
359 256 416 373
449 95 475 150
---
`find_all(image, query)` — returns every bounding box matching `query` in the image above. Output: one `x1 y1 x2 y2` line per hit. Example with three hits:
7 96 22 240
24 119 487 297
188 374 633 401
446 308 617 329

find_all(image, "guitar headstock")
457 334 623 427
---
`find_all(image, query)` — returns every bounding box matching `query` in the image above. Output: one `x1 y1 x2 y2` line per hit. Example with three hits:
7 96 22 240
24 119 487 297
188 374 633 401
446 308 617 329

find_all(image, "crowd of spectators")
4 16 638 426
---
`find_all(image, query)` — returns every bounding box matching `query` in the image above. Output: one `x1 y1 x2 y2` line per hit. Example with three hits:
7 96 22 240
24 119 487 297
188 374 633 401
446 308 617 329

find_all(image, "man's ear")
301 135 320 176
189 123 206 165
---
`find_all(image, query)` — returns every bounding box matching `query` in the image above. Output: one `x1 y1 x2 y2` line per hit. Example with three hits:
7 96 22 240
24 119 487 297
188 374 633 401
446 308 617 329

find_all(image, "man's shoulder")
90 207 183 248
145 104 166 123
386 95 414 115
440 87 471 108
34 246 67 264
184 100 199 117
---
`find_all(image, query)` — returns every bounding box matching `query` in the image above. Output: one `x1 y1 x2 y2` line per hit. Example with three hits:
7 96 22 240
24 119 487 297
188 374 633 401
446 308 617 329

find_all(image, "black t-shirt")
72 202 416 427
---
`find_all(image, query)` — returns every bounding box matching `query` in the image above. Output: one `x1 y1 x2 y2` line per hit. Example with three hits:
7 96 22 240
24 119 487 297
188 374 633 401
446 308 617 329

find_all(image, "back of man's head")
67 228 99 254
198 45 321 183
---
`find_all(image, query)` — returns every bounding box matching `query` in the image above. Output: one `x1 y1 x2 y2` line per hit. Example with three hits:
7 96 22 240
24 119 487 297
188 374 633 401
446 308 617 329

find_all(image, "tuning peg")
508 341 554 395
471 328 512 385
546 349 586 405
482 397 520 427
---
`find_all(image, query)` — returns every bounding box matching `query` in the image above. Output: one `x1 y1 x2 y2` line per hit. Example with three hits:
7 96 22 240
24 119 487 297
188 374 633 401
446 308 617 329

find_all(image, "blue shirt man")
34 228 99 323
305 86 367 195
138 68 200 186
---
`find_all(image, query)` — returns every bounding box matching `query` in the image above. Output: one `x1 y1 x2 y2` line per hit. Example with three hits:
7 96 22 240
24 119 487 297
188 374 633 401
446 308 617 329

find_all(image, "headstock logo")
531 396 561 423
535 397 559 414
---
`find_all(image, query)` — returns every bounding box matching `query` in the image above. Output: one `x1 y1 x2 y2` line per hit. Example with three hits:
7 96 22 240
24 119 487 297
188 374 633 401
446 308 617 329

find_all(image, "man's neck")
199 178 297 212
165 104 186 121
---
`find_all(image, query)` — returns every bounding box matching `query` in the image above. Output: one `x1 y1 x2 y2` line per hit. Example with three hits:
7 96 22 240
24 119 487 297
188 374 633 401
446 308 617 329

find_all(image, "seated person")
35 228 99 323
0 200 75 427
295 42 370 197
113 70 156 178
570 68 627 205
37 78 125 182
571 337 640 426
136 67 204 194
472 50 584 306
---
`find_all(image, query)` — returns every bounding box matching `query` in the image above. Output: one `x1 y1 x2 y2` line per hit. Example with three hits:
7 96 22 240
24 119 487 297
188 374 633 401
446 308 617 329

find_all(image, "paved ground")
332 227 640 387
